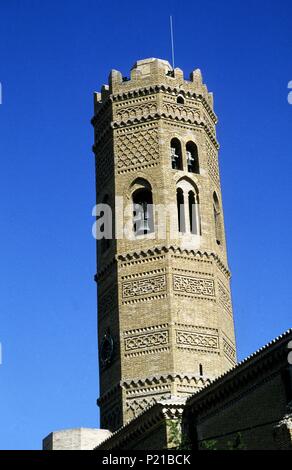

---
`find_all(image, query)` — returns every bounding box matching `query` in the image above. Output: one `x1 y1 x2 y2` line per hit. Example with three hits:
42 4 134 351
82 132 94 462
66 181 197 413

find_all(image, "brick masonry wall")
93 58 237 431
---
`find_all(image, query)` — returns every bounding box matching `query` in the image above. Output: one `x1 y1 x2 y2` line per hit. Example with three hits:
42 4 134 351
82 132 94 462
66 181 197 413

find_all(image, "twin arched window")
105 181 218 244
176 179 201 235
170 139 199 174
130 178 201 238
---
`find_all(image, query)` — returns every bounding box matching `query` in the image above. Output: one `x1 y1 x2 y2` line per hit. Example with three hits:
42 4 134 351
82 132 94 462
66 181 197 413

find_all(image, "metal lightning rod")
170 15 175 69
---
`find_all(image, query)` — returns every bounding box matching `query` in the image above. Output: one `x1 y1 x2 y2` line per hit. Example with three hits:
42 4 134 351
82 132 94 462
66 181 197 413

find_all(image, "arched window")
177 95 184 105
176 178 201 235
170 138 183 171
188 190 201 235
100 195 111 253
213 192 222 245
132 184 154 236
186 141 199 174
176 188 185 233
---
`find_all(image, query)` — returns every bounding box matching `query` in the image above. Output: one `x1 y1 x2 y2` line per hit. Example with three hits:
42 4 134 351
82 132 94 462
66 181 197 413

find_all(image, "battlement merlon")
93 58 216 119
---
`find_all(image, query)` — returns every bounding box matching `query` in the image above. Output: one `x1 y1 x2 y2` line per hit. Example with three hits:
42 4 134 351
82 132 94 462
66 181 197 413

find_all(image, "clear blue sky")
0 0 291 450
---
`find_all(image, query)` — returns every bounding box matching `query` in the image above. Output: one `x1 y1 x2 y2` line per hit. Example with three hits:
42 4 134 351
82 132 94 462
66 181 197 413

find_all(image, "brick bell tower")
92 58 237 432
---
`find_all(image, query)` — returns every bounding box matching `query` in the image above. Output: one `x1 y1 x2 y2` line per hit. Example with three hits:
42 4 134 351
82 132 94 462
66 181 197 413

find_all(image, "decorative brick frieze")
223 336 236 364
111 84 217 124
173 274 215 298
122 274 167 301
115 125 160 172
125 330 169 352
206 139 220 189
218 280 232 315
176 330 219 350
123 324 170 357
115 102 158 123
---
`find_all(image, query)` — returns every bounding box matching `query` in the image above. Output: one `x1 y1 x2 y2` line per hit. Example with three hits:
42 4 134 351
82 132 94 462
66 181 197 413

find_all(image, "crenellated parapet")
92 58 217 131
108 58 214 108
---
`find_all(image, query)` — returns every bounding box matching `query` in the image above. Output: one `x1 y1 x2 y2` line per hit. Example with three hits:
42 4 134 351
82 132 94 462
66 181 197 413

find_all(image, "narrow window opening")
186 141 199 174
177 95 184 105
213 192 222 245
171 138 183 171
188 191 196 234
176 188 186 233
199 364 203 376
188 190 201 235
214 206 221 245
100 195 112 253
133 188 154 236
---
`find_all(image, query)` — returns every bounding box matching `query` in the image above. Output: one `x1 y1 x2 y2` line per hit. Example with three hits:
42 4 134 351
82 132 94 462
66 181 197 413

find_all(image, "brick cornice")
116 245 231 279
95 398 186 450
